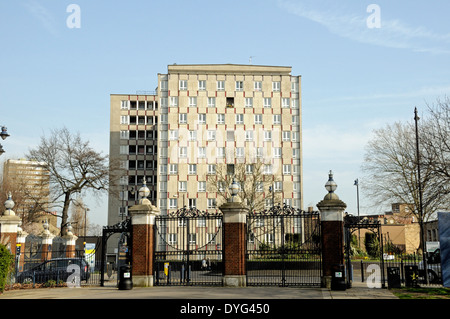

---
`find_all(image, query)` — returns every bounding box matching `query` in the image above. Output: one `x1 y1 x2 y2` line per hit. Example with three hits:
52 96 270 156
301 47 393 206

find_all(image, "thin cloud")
279 0 450 54
22 0 59 36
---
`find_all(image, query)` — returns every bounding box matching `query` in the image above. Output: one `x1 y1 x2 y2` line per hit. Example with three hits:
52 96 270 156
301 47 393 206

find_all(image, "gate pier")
317 171 347 289
129 181 160 287
220 200 247 287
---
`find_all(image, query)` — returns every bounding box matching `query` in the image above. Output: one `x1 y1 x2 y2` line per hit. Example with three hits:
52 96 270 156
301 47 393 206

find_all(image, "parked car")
16 258 90 284
418 249 441 283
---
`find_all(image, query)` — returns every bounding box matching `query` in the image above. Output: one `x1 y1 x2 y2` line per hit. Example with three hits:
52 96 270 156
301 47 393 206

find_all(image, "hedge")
0 244 14 293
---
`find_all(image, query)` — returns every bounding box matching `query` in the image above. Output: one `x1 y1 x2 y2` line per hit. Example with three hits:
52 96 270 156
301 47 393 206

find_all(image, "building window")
245 97 253 108
254 81 262 91
292 115 299 125
160 181 167 192
282 98 290 108
254 114 262 124
189 97 197 107
208 198 217 209
179 181 187 192
264 164 273 175
246 164 253 175
226 97 235 108
198 147 206 158
283 164 291 175
189 130 197 141
227 164 235 175
179 147 187 158
217 114 225 124
227 130 235 141
236 114 244 124
198 114 206 124
169 164 178 175
272 81 281 92
263 98 272 108
179 113 187 124
121 100 128 109
292 99 299 109
188 164 197 175
274 181 282 192
273 148 281 158
236 147 244 158
291 81 299 93
245 130 254 141
207 164 216 175
273 114 281 125
208 97 216 107
169 198 177 209
169 130 179 140
235 81 244 91
217 81 225 91
120 116 128 124
179 80 187 90
217 147 225 158
198 181 206 192
207 130 216 141
198 80 206 91
264 131 272 141
282 131 291 141
170 96 178 107
168 234 177 245
188 199 196 209
292 132 298 142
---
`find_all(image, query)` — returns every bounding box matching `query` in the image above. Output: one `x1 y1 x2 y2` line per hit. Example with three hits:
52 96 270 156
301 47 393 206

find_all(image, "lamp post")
354 178 360 248
414 107 429 285
0 126 10 156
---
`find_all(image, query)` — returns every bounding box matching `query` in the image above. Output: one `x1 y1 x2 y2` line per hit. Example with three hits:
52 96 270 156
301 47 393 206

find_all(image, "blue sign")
438 212 450 287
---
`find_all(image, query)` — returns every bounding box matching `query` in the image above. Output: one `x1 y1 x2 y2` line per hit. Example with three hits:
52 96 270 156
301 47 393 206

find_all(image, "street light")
414 107 429 285
354 178 361 248
0 126 10 156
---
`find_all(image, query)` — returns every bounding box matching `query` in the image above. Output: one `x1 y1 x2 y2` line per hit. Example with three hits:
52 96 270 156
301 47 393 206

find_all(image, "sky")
1 0 449 228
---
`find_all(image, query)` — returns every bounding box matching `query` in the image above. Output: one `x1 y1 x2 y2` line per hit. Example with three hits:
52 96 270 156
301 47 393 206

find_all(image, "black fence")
350 254 443 288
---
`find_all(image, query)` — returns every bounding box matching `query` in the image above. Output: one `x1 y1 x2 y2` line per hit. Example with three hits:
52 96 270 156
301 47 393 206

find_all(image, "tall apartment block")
2 158 54 227
109 64 302 226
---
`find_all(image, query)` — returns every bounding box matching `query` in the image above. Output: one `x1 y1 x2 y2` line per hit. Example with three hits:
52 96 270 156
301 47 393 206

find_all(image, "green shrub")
0 244 14 293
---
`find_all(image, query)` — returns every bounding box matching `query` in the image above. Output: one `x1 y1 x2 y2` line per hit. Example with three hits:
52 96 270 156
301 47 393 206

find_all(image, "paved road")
1 281 397 299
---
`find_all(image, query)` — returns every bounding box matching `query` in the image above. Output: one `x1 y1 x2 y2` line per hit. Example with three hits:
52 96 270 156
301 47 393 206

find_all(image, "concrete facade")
109 64 303 233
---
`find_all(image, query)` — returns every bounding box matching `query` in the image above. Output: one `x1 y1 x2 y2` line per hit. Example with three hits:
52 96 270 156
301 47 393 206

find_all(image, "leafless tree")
27 127 116 233
361 120 445 223
207 160 281 213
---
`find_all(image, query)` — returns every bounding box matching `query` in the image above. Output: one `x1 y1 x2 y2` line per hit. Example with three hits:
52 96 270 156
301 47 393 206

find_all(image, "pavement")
0 280 398 300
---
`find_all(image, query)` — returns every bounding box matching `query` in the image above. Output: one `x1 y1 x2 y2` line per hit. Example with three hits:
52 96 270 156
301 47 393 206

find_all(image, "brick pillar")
317 171 347 290
63 224 78 258
220 199 247 287
0 193 22 254
129 197 160 287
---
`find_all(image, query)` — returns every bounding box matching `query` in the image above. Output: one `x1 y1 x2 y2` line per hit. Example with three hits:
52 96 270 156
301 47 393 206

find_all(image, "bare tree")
207 160 281 213
361 120 444 222
27 127 113 233
421 97 450 204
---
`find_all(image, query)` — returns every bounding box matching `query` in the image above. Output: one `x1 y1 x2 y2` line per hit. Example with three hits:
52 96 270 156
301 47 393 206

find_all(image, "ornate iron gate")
246 205 322 287
154 208 223 286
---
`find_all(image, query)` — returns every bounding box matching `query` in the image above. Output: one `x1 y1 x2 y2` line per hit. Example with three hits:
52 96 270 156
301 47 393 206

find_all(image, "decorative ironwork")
168 206 222 218
248 203 319 216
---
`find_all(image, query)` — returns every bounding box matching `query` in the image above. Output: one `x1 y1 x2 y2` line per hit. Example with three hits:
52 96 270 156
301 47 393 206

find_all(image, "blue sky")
1 0 449 227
